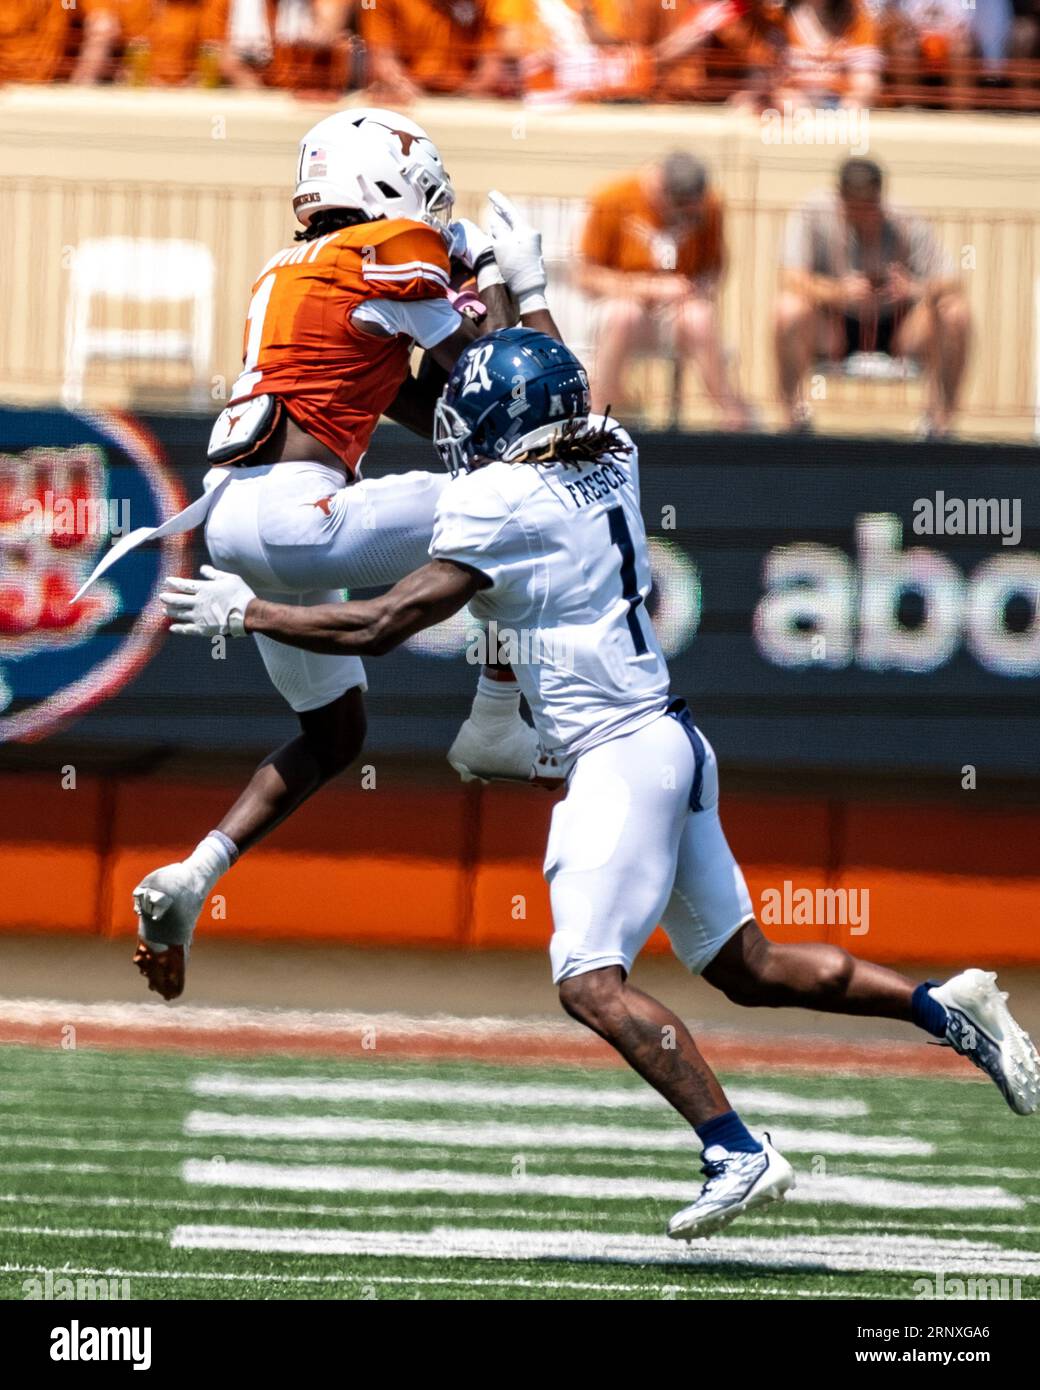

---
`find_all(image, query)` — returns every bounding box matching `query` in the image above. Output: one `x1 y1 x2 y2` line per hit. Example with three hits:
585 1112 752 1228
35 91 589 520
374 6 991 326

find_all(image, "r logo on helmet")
460 342 495 396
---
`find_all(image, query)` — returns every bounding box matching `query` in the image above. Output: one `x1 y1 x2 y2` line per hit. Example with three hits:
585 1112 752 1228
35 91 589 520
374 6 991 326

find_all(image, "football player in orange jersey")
120 109 551 1000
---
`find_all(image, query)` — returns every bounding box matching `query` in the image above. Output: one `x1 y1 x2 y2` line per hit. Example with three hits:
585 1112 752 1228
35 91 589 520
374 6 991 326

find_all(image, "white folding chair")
62 237 215 406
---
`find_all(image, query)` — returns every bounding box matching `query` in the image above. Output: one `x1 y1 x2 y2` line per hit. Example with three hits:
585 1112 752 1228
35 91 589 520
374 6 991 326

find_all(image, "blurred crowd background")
1 2 1038 440
5 1 1040 111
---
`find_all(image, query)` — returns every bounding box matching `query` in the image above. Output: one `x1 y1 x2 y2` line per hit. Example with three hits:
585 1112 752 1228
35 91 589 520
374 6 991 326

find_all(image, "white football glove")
448 712 540 784
445 216 504 293
485 190 547 303
161 565 255 638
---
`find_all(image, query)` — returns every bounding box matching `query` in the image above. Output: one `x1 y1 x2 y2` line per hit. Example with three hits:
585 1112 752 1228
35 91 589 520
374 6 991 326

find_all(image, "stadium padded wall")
6 411 1039 780
1 770 1039 963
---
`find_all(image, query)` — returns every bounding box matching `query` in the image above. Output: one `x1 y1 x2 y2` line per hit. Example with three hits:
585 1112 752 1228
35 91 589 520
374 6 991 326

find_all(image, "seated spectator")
70 1 151 85
361 0 522 103
576 152 753 430
1010 0 1040 94
216 0 277 90
107 0 228 86
778 0 881 107
970 0 1013 79
517 1 653 104
263 0 356 94
0 0 78 83
774 156 970 436
883 0 974 109
639 0 786 105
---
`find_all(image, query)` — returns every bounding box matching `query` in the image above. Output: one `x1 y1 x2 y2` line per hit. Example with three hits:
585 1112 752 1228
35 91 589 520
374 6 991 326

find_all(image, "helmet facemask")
433 398 474 477
407 159 455 228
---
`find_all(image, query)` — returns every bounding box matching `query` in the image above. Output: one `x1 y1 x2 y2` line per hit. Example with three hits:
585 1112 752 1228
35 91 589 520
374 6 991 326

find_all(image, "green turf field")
0 1044 1036 1300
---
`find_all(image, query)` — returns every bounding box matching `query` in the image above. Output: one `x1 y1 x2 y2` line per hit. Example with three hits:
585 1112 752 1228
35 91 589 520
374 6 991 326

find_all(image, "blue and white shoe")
930 969 1040 1116
667 1135 794 1241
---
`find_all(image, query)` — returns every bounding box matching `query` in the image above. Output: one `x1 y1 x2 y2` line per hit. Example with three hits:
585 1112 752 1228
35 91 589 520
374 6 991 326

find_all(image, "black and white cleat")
930 969 1040 1116
667 1135 795 1241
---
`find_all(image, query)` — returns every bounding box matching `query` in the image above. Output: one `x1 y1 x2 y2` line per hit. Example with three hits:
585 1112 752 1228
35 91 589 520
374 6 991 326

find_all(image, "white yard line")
183 1109 927 1157
5 1129 1028 1178
0 1161 169 1177
1 1191 1031 1237
169 1224 1040 1277
182 1158 1024 1211
0 1262 891 1298
190 1073 868 1119
0 1224 164 1241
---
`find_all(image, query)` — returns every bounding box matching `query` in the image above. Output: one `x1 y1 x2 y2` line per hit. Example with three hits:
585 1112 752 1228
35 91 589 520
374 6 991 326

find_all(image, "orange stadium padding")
0 774 106 933
0 771 1037 964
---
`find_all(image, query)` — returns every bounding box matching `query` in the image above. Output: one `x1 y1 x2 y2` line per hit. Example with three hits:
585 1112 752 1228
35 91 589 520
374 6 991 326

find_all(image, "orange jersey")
361 0 516 92
232 218 452 474
580 175 725 278
0 0 74 82
131 0 226 85
784 0 880 98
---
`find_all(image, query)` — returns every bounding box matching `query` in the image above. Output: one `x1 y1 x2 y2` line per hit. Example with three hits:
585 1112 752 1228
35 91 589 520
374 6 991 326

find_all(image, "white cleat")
667 1135 794 1241
448 711 539 784
929 969 1040 1116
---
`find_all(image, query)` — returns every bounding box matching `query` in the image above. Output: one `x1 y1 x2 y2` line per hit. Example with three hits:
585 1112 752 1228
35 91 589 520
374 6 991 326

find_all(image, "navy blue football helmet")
433 327 592 475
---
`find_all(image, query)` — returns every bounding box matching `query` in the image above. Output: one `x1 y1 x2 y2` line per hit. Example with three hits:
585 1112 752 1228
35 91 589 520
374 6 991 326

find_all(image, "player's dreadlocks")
515 416 631 470
294 208 382 242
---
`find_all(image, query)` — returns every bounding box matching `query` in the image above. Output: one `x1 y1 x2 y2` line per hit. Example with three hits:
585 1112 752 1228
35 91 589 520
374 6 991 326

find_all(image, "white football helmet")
293 107 455 228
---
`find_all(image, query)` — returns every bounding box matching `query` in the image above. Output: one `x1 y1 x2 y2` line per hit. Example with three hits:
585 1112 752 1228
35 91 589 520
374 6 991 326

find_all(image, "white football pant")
546 711 754 983
203 461 449 713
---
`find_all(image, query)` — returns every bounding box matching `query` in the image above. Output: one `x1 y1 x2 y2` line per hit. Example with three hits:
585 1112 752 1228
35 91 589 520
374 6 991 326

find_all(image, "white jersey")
429 418 671 765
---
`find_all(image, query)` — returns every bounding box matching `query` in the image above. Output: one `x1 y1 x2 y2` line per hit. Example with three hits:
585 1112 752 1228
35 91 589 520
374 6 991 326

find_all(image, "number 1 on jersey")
607 505 648 655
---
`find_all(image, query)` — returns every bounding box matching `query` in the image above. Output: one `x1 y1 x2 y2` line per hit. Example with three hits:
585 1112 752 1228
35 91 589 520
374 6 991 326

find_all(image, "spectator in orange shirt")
779 0 881 107
361 0 522 103
255 0 357 93
514 0 654 102
577 153 753 430
640 0 786 104
107 0 227 85
0 0 77 83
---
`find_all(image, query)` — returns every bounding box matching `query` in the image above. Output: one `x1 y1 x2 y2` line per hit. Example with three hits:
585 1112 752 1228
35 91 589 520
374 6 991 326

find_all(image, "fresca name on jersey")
559 459 629 509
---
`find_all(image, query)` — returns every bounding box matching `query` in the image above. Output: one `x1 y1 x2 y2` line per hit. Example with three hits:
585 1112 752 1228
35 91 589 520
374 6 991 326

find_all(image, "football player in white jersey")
161 299 1039 1239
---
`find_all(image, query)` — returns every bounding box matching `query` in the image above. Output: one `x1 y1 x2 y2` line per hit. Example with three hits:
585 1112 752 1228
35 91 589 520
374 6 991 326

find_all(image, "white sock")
472 672 521 721
185 832 234 892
